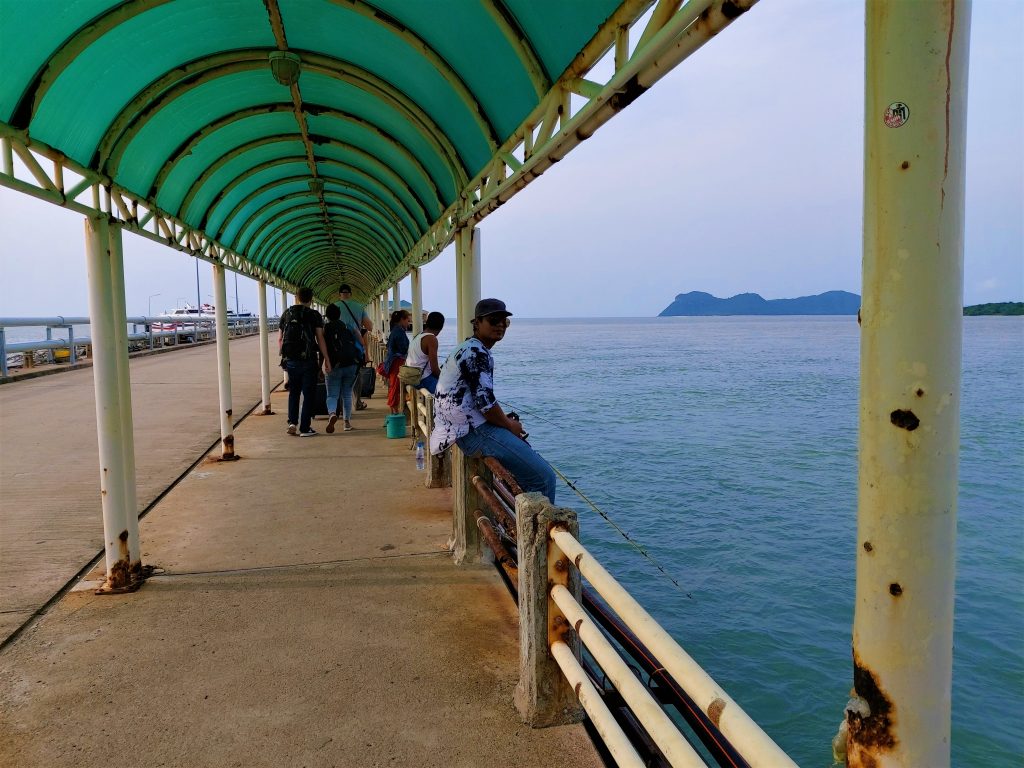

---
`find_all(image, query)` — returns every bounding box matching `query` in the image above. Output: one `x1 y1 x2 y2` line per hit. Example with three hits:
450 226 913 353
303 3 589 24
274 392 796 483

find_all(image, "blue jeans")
285 359 318 431
418 373 438 394
457 423 556 503
326 364 358 419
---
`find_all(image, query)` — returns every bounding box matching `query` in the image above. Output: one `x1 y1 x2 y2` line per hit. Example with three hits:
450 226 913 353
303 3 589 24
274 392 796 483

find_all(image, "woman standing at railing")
384 310 411 415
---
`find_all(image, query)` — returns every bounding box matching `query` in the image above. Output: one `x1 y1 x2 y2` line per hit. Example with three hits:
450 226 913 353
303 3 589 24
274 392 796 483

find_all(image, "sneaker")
343 420 353 432
299 428 317 437
326 414 338 433
286 424 297 436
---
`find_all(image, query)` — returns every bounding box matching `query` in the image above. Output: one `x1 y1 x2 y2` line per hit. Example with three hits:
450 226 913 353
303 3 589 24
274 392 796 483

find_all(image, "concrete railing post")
450 444 484 564
421 395 449 489
514 493 584 727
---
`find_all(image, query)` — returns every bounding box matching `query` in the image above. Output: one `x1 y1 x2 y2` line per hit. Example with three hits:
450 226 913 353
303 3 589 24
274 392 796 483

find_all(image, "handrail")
549 527 797 768
1 315 264 377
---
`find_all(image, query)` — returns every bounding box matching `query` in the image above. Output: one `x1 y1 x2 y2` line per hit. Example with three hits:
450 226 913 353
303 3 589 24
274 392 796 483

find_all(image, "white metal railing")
548 526 797 768
0 315 265 377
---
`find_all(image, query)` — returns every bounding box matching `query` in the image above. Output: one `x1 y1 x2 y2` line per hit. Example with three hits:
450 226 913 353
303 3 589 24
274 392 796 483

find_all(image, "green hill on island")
659 291 860 316
963 302 1024 316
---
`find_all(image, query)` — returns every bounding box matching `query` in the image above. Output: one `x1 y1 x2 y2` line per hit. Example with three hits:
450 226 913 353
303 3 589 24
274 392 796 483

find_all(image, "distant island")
963 302 1023 316
659 291 860 316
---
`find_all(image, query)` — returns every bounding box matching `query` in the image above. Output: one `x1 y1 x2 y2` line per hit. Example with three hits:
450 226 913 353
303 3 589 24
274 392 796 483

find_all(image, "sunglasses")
480 314 510 327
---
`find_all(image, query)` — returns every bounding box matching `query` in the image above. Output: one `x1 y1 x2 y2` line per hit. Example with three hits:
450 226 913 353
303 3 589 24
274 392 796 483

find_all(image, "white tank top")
405 332 436 380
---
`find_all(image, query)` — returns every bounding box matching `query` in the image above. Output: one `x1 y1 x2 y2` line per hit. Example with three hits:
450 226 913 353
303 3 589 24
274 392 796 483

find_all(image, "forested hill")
963 302 1024 315
659 291 861 316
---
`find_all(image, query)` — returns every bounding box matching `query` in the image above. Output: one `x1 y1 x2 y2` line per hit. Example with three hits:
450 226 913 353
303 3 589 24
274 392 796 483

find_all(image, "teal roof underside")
0 0 631 300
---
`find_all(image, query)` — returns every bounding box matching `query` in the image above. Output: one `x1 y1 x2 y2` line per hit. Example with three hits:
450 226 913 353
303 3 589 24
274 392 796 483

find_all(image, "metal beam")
252 210 402 266
246 203 407 262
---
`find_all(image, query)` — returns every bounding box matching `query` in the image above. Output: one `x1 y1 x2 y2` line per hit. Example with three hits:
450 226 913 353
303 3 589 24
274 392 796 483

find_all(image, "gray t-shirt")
334 299 368 347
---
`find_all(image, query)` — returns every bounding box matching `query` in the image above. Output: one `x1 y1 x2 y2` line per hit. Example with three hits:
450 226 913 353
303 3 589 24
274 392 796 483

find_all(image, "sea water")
466 316 1022 768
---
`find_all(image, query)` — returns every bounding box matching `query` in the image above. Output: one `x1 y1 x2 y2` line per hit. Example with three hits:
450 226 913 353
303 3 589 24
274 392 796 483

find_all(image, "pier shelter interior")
0 2 972 766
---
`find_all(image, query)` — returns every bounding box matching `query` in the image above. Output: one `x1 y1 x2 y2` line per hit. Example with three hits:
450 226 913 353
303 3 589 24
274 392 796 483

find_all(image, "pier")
0 348 601 766
0 1 974 765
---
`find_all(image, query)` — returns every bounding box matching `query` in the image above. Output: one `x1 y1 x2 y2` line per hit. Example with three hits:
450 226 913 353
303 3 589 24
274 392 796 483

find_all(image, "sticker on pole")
884 102 909 128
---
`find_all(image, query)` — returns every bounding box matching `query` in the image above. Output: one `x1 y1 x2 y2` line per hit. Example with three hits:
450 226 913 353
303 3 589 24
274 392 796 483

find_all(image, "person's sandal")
356 401 368 410
326 414 338 433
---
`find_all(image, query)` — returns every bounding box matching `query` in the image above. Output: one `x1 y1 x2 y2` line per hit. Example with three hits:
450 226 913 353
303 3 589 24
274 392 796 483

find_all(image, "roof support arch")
180 133 442 225
264 229 387 277
249 209 404 266
210 165 425 246
245 202 408 263
97 50 470 190
232 190 414 255
150 104 464 220
195 149 435 236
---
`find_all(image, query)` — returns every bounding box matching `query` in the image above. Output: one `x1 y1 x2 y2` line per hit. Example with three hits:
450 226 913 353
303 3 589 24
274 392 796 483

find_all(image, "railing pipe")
550 640 645 768
470 474 517 533
550 528 795 768
551 584 705 767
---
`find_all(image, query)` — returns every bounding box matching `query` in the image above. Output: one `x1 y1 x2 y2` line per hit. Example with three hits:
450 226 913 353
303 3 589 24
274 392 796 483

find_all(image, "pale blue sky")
1 0 1020 318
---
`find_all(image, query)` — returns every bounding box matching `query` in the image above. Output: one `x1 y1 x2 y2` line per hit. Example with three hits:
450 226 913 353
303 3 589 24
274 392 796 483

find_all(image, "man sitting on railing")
429 299 556 502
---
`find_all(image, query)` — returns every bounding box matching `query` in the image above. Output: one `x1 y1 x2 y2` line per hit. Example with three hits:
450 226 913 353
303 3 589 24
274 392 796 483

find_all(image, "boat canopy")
0 0 756 302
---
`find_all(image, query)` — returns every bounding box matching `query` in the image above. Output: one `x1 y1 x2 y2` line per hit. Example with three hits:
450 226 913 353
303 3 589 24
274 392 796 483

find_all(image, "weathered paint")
851 2 970 765
212 264 237 460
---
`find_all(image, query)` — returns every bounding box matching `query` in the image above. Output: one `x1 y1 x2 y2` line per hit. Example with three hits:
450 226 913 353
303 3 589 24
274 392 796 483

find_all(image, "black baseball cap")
474 298 512 318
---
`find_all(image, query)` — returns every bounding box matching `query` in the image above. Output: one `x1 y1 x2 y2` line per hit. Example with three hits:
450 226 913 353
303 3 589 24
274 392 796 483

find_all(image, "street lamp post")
148 293 161 317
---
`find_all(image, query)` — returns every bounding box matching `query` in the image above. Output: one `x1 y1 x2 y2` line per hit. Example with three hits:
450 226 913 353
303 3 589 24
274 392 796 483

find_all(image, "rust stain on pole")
889 409 920 431
706 697 726 728
847 653 898 768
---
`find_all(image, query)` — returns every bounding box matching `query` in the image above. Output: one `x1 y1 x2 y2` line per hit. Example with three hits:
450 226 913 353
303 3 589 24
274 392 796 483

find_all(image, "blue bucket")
386 413 406 439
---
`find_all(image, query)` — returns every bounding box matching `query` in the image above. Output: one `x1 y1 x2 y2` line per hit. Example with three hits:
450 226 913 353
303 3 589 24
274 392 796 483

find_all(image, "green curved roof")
0 0 744 301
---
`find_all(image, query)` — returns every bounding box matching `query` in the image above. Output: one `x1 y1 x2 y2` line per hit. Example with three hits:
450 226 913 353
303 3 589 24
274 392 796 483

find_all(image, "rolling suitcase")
358 364 375 398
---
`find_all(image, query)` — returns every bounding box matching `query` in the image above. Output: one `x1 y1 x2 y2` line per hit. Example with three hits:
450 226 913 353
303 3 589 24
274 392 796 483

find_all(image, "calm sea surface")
457 316 1022 768
7 316 1021 764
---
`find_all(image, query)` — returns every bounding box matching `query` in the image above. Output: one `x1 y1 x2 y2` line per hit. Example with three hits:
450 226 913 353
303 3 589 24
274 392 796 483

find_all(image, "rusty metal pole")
411 267 423 335
454 229 467 341
848 3 971 767
106 222 142 579
213 264 237 460
257 280 273 415
394 280 401 315
84 215 131 592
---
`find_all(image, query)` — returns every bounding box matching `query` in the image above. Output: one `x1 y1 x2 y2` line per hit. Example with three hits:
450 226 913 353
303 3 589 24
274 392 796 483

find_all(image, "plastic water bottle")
415 440 425 471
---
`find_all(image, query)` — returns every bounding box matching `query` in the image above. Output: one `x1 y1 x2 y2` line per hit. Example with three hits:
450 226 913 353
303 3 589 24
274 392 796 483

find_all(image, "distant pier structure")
0 2 971 766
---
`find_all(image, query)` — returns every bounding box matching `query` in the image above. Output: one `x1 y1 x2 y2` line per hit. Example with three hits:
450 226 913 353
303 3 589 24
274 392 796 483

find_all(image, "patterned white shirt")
429 338 496 455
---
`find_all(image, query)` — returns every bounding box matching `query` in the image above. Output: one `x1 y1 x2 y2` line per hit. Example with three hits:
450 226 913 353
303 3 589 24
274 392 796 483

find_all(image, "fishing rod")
499 398 693 601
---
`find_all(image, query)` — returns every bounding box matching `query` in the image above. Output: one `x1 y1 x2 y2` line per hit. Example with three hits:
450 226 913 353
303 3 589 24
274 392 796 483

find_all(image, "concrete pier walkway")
0 347 601 767
0 335 269 642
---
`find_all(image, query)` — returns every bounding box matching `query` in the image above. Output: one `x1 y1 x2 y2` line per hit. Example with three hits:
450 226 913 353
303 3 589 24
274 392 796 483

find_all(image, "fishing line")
498 398 693 600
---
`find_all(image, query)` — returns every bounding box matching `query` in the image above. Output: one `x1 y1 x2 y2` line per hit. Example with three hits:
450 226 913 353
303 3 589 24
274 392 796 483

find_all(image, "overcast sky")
1 0 1020 319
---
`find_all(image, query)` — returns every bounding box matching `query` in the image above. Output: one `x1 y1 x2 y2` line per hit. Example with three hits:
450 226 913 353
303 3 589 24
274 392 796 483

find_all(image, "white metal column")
258 279 273 415
213 264 237 460
106 222 142 579
84 216 132 592
456 226 481 341
411 267 423 335
849 3 971 767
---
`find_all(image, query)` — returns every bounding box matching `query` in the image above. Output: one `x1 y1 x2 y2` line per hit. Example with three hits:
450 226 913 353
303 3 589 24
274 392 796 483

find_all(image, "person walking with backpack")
334 284 373 412
322 303 360 433
279 287 332 436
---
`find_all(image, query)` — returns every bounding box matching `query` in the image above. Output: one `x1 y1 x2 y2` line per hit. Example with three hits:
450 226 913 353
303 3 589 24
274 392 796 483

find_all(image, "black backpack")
324 319 358 367
280 305 316 361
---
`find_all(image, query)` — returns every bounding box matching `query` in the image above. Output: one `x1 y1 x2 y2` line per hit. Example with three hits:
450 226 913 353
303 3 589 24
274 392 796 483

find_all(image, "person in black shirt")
278 286 331 436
